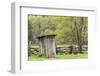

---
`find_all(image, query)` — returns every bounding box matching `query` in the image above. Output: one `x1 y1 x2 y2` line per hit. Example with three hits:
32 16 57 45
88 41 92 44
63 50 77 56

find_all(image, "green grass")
56 54 88 59
28 53 88 61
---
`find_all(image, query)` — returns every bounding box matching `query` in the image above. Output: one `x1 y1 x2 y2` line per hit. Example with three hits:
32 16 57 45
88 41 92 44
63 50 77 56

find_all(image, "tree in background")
70 17 88 53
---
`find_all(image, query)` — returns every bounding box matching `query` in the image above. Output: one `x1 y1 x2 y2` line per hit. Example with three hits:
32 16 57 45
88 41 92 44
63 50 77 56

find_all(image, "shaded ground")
28 53 88 61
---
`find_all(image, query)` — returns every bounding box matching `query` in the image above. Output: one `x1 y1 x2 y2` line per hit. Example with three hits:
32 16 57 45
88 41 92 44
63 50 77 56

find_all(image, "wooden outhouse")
37 34 56 58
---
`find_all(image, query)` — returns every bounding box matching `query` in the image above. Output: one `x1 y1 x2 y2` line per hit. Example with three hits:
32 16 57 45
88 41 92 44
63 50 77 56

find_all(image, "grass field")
28 53 88 61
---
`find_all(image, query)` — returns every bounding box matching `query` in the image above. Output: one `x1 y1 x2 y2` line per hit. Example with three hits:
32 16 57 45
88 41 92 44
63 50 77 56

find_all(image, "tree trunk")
74 17 83 53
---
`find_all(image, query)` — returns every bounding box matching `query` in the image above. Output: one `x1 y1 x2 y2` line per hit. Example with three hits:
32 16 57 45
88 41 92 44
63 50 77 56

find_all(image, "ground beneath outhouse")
28 53 88 61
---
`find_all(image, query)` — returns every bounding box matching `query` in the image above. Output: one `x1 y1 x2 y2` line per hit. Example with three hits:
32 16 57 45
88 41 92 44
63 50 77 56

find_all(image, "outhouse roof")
37 34 56 39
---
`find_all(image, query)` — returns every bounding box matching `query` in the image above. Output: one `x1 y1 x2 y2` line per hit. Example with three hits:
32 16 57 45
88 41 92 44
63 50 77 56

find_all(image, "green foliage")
28 48 32 56
37 53 45 57
28 15 88 51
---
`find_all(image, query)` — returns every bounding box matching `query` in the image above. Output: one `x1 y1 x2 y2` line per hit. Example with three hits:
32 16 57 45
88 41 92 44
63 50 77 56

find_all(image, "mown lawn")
28 53 88 61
